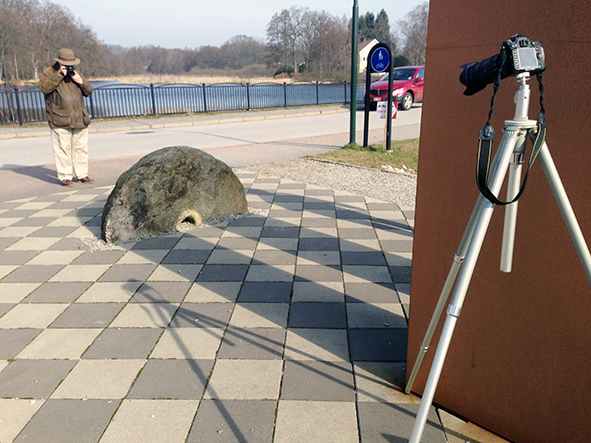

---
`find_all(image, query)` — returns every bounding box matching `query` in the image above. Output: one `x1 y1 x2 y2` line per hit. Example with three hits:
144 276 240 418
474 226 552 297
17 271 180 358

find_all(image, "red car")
369 66 425 111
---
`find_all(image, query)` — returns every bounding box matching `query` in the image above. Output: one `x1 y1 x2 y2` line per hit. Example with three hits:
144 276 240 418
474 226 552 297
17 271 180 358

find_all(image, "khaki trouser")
50 127 89 181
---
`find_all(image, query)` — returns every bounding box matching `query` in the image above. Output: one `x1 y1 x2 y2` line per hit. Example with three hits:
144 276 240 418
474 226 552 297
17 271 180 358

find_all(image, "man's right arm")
39 68 64 94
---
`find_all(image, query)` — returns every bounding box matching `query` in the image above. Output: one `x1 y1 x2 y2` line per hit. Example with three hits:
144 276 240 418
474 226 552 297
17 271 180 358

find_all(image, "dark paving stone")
23 282 92 303
0 250 39 265
82 328 163 359
0 359 77 397
281 360 355 401
298 238 339 251
131 281 192 303
366 202 400 211
0 329 42 358
0 209 37 218
304 189 333 196
0 237 18 250
50 303 124 328
170 303 233 328
183 227 225 238
261 226 300 238
46 201 83 209
372 219 413 231
389 266 412 283
334 195 365 202
341 251 387 265
357 402 446 443
196 265 249 282
338 228 378 239
252 250 296 265
336 210 370 220
303 202 336 210
349 328 408 362
0 202 23 210
127 359 213 399
65 208 103 217
72 250 126 264
295 265 342 282
1 265 64 282
47 238 91 250
187 399 276 443
267 209 301 218
13 399 118 443
380 240 414 252
238 282 292 302
0 303 13 317
218 327 286 359
274 194 304 202
12 217 57 226
288 303 347 328
28 226 78 237
84 216 102 226
162 249 211 264
300 218 336 227
277 183 306 189
131 237 180 250
345 282 399 303
98 264 157 282
226 216 266 227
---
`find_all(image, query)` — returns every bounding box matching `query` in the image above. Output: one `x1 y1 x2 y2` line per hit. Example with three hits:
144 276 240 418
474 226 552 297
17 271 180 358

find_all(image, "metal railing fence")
1 81 366 125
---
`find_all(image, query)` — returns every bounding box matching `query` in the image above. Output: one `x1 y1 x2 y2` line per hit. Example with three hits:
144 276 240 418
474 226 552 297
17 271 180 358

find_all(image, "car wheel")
401 92 413 111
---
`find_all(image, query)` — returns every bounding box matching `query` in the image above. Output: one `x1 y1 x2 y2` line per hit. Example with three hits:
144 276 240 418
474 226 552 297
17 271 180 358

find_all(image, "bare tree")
398 2 429 65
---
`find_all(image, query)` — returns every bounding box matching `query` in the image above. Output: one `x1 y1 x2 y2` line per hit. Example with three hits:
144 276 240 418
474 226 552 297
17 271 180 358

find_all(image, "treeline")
0 0 428 84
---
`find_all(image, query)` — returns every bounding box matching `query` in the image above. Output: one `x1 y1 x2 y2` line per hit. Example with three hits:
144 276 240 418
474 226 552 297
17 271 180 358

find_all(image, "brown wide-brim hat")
55 48 80 66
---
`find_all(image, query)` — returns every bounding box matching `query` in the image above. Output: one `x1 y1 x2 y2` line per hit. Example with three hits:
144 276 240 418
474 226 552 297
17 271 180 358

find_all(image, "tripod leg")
405 194 485 395
409 129 522 443
538 143 591 285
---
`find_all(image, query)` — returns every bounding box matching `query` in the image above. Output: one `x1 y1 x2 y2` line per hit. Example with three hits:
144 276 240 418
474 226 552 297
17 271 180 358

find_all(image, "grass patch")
309 139 419 174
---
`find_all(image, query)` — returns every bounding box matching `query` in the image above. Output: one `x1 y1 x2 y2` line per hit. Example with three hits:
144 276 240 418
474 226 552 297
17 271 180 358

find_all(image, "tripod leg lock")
447 304 462 318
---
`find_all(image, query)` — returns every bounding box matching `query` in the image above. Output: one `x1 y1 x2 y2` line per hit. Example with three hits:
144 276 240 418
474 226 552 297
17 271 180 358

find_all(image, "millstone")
101 146 248 243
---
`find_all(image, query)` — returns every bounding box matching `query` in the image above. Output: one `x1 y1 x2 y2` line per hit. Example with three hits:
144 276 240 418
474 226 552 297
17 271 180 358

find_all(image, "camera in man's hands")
459 34 545 96
65 65 76 79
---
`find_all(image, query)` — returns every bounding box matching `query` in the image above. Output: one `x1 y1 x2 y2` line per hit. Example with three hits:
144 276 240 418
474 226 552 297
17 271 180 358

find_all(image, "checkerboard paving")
0 173 507 443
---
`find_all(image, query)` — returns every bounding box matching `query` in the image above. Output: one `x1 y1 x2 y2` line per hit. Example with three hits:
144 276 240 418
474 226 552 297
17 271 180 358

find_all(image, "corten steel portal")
408 1 591 442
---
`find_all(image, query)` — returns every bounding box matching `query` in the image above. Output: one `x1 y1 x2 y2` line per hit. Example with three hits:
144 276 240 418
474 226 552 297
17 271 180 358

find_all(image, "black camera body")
460 34 545 96
65 65 76 79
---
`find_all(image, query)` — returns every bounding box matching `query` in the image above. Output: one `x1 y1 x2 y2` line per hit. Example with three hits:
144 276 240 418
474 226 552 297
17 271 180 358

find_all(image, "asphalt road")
0 106 421 201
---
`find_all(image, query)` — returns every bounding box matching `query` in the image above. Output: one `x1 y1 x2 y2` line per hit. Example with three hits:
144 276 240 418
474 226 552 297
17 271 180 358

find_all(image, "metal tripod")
406 73 591 442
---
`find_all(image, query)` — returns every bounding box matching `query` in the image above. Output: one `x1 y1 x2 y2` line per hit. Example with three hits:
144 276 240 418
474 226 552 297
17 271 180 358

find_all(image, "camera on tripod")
460 34 545 96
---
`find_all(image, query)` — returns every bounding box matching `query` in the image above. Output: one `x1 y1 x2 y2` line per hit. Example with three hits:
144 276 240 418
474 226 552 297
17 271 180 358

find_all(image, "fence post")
344 81 348 103
202 84 207 113
13 87 23 126
149 83 156 115
316 81 319 105
246 83 251 111
89 94 96 119
283 82 287 108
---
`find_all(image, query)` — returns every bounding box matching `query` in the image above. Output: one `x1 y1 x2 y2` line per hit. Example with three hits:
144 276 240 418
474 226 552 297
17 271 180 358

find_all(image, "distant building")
358 38 379 73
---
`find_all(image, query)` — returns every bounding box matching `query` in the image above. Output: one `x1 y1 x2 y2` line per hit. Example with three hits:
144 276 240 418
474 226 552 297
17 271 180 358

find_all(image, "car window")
416 68 425 80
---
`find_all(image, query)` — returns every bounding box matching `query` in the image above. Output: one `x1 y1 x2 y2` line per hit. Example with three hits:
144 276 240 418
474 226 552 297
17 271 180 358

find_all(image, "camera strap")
476 67 547 206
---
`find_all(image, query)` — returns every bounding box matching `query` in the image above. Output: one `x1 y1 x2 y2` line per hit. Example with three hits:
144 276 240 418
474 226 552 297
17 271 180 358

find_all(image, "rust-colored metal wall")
408 1 591 442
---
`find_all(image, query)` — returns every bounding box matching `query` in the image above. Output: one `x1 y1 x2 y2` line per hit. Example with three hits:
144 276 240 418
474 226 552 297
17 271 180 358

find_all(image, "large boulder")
101 146 248 243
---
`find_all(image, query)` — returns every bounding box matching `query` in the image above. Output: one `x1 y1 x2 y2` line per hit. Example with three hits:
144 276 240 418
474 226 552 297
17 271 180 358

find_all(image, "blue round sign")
371 48 390 72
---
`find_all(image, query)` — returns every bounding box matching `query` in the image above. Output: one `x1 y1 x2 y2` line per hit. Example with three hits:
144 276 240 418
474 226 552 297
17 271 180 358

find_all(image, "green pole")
349 0 359 144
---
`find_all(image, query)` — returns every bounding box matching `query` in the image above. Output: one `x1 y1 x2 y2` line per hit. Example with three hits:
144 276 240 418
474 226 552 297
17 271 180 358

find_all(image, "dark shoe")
79 176 94 184
62 179 73 187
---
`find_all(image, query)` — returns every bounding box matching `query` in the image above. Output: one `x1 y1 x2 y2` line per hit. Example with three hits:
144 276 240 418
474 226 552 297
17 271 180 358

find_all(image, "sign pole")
349 0 359 145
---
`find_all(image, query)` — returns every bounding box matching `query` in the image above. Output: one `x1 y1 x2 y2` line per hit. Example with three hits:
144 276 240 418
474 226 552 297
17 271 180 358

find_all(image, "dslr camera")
460 34 545 96
65 65 76 79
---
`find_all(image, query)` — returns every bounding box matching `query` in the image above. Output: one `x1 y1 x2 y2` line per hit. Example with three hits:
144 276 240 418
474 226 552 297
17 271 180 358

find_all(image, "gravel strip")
236 158 417 208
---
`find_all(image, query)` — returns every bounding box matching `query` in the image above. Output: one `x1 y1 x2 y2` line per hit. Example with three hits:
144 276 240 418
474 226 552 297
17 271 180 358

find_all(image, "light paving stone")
299 227 338 238
184 282 241 303
296 251 341 265
4 237 62 250
46 216 94 227
0 282 41 302
284 328 349 361
354 361 418 403
205 359 283 400
99 399 199 443
0 226 41 237
147 264 202 282
26 250 85 265
229 303 289 328
0 303 68 328
0 217 23 227
117 249 169 264
221 226 262 237
439 409 511 443
76 281 142 303
17 328 102 359
29 209 72 218
255 237 298 251
274 400 358 443
0 398 45 443
0 360 8 371
51 359 145 399
245 264 295 282
291 281 344 302
342 265 393 283
264 217 300 227
110 303 179 328
384 251 413 266
49 264 111 282
347 303 407 328
150 328 224 359
339 238 381 252
174 237 219 250
66 225 101 238
336 219 372 229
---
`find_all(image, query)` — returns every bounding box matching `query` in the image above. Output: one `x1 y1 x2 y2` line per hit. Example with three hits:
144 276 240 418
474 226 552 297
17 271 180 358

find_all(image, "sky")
53 0 426 49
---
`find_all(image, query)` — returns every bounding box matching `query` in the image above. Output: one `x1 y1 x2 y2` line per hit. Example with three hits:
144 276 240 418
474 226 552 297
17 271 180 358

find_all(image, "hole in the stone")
182 216 197 225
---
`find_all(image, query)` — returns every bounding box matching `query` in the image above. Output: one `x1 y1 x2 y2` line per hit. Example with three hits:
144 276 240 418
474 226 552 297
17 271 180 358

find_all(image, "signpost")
363 42 394 151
